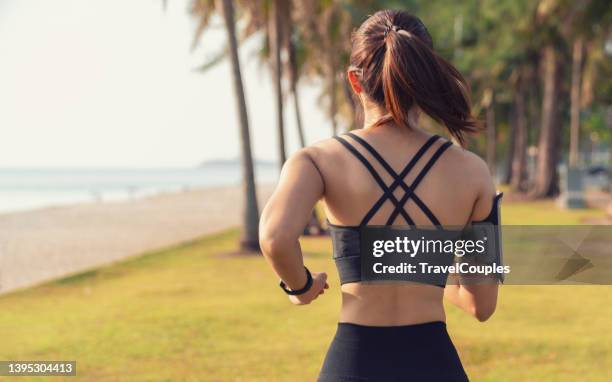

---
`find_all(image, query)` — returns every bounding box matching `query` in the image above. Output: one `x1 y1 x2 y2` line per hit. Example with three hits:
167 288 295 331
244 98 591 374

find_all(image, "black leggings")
318 321 469 382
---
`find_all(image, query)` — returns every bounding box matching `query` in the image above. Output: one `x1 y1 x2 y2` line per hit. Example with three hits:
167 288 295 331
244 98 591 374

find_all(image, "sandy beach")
0 184 274 295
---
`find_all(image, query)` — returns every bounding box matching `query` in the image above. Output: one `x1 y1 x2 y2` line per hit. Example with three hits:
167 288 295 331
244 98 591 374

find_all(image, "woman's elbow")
474 307 495 322
461 284 498 322
471 302 497 322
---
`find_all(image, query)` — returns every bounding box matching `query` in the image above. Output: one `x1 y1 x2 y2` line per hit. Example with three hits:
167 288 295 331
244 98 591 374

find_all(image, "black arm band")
279 267 313 295
458 192 505 284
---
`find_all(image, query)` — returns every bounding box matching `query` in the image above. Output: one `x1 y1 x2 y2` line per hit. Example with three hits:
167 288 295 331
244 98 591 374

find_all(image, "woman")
259 10 500 382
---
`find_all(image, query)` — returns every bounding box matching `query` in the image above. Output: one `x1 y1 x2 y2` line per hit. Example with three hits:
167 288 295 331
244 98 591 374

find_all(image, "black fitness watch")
279 266 313 295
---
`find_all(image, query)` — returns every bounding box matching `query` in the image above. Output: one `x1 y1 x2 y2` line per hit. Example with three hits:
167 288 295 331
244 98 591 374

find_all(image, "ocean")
0 162 278 214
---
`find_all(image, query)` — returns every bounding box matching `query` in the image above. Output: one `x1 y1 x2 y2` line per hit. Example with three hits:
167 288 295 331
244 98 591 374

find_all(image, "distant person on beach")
259 10 502 381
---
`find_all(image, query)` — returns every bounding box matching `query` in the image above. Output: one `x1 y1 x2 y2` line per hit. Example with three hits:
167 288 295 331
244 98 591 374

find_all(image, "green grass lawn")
0 200 609 381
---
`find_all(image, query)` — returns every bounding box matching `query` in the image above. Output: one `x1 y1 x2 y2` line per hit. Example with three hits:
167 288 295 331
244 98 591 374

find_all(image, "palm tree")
225 0 288 168
510 68 529 191
191 0 260 251
231 0 325 232
270 0 287 165
569 36 585 167
282 1 307 147
482 88 496 177
532 42 564 198
529 0 607 197
293 0 352 136
221 0 260 250
564 0 606 167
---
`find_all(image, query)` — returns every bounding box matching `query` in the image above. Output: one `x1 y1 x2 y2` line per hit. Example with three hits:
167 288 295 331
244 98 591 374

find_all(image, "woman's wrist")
279 266 313 295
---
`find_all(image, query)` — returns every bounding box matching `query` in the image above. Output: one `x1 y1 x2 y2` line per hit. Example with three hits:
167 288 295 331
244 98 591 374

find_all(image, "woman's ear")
347 69 362 94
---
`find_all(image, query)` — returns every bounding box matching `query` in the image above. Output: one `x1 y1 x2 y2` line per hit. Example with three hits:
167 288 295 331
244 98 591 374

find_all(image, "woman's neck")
362 103 389 128
361 103 420 131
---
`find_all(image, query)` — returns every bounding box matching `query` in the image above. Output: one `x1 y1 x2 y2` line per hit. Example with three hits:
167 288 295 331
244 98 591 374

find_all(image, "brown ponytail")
350 10 478 145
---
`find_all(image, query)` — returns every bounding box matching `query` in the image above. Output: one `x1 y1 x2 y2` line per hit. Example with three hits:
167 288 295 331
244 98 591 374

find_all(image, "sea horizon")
0 161 279 214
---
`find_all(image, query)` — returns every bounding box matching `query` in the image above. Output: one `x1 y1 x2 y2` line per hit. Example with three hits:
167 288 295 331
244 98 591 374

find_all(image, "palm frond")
193 44 229 72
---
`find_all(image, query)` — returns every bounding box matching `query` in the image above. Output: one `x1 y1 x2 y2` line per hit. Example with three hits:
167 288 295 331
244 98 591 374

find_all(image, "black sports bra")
328 132 502 288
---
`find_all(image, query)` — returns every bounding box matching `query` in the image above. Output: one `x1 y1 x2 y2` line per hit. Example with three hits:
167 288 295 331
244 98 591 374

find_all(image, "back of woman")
260 9 502 382
312 125 493 326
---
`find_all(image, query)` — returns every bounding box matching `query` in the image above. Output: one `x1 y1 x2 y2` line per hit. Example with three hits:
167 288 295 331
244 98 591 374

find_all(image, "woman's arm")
444 156 499 322
259 149 329 305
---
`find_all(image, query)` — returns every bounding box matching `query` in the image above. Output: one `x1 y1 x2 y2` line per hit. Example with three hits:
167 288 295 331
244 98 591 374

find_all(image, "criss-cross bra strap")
345 132 441 225
333 135 414 225
386 140 454 225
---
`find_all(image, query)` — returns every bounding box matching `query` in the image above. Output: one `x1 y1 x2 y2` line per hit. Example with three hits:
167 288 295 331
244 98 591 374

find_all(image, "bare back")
306 126 495 325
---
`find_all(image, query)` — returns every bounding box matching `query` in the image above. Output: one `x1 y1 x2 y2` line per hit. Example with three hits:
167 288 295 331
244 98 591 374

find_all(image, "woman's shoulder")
281 138 342 174
441 141 491 179
435 140 495 199
300 137 346 162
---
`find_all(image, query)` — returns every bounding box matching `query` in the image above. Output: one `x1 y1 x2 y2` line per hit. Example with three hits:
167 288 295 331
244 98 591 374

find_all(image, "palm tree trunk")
569 37 584 167
511 80 528 192
328 55 338 136
524 75 538 190
221 0 260 251
503 106 516 185
342 74 358 130
270 0 286 166
532 44 564 198
285 19 306 148
292 84 306 148
483 88 496 177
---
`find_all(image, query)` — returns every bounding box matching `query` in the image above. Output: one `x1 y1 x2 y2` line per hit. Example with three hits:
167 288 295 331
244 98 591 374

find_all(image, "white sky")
0 0 334 168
